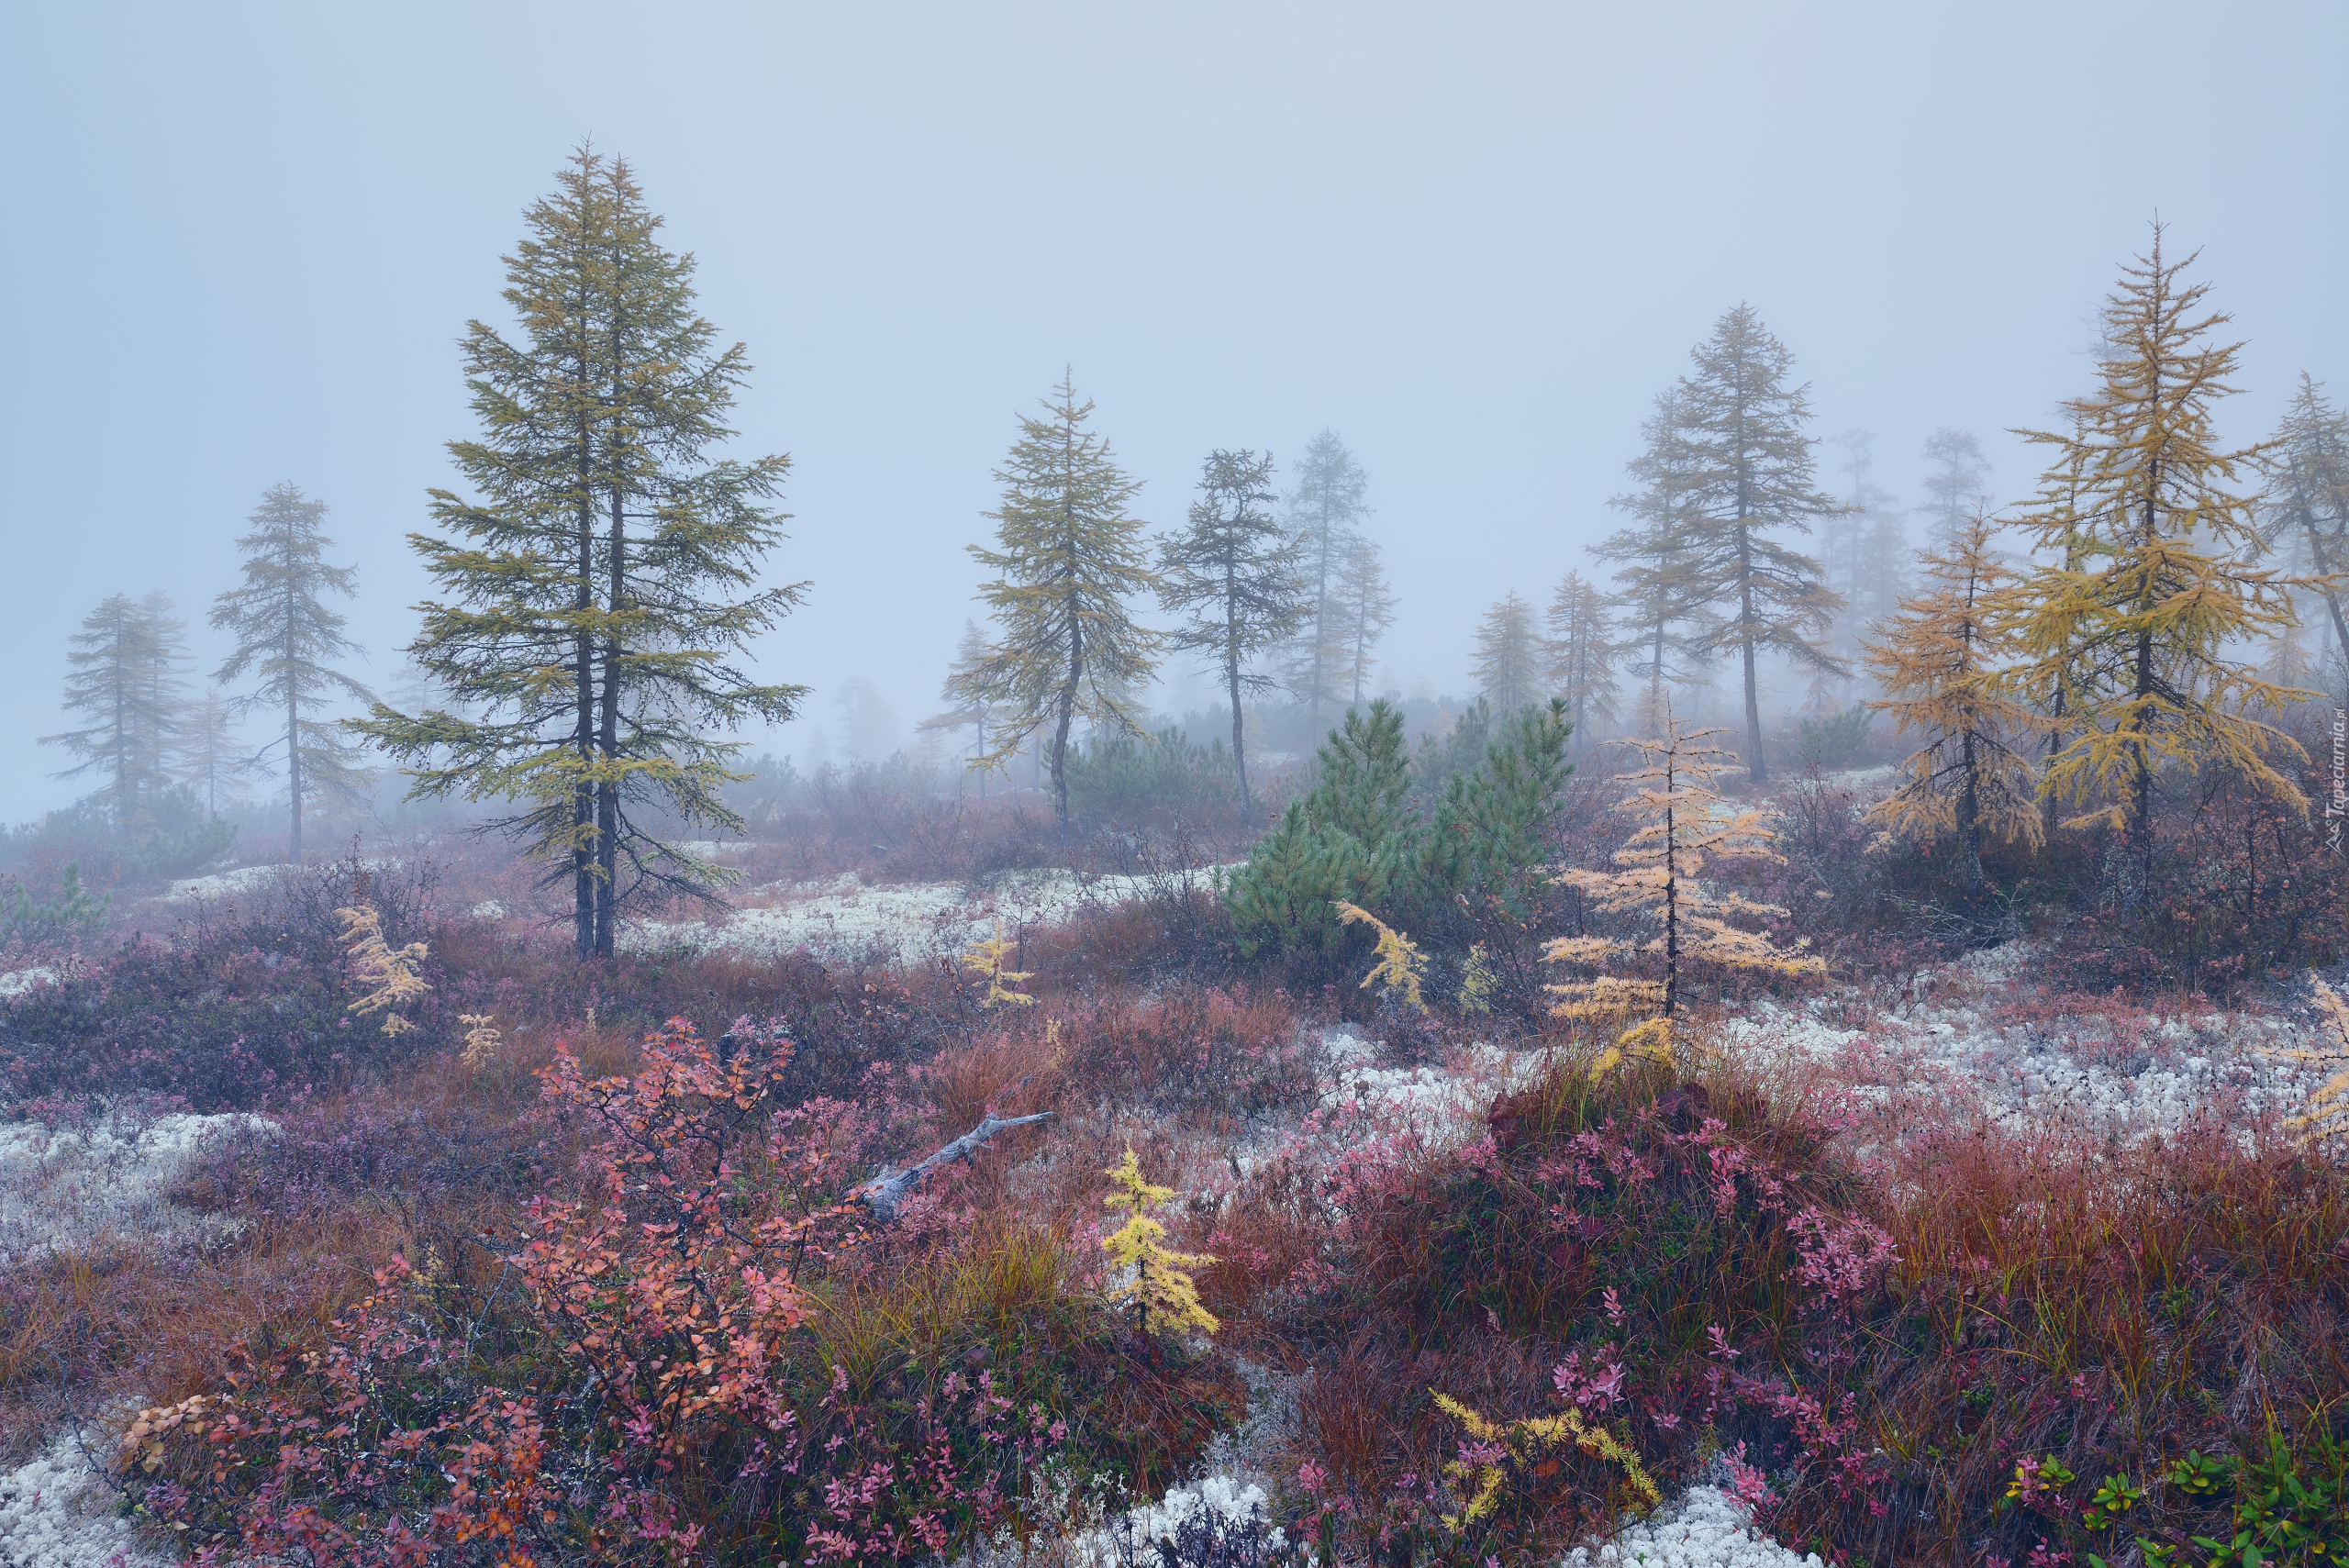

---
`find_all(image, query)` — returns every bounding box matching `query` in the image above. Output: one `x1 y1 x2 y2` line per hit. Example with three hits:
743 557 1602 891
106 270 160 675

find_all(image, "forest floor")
5 821 2349 1568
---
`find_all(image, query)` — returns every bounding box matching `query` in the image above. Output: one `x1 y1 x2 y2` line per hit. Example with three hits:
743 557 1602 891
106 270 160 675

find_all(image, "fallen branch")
852 1111 1053 1221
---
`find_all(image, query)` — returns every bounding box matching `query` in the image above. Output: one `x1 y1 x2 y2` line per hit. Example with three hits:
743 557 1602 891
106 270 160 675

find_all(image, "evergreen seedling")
1333 900 1429 1011
1545 708 1820 1030
339 903 429 1037
961 922 1037 1008
1863 512 2047 894
1100 1147 1218 1338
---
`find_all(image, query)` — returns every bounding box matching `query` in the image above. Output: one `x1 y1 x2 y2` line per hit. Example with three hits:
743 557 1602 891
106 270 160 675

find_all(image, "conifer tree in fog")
1599 389 1713 734
1544 571 1620 752
212 484 372 862
1920 428 1994 548
1283 429 1371 717
919 621 1005 791
1863 516 2043 895
1825 429 1908 656
2005 411 2100 842
2008 228 2310 859
1471 592 1542 711
1670 305 1848 782
951 373 1161 831
175 690 256 817
1158 448 1306 821
356 150 807 958
2260 374 2349 690
1330 539 1398 708
42 592 188 828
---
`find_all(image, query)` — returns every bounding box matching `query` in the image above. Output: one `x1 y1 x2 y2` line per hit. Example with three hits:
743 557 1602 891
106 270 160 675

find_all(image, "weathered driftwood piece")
853 1111 1052 1220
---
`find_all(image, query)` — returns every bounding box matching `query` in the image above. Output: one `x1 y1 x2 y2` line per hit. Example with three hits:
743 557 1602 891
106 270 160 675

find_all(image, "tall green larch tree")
1283 429 1371 717
950 373 1161 832
1544 570 1620 753
1600 389 1715 734
213 484 372 862
1158 449 1307 820
1330 539 1398 709
1672 305 1849 782
41 592 188 829
354 150 806 958
2009 228 2310 860
1471 592 1542 711
1863 516 2044 895
2260 374 2349 693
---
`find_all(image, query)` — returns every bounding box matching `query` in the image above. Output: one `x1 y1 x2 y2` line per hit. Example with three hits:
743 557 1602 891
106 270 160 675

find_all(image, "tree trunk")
596 483 625 959
1228 556 1252 821
2131 623 2155 858
1304 500 1329 721
1737 528 1765 784
853 1111 1053 1221
1051 597 1081 834
1959 727 1983 896
1662 785 1679 1018
285 684 303 864
573 422 597 962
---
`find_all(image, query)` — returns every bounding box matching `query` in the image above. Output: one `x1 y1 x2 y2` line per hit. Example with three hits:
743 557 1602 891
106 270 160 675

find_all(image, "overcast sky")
3 0 2344 821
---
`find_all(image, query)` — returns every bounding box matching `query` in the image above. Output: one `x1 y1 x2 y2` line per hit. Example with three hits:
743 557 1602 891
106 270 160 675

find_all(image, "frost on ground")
1720 940 2332 1138
0 969 58 999
1561 1485 1823 1568
1059 1474 1288 1568
0 1111 268 1276
0 1432 171 1568
161 863 287 902
623 867 1234 967
1 1111 268 1561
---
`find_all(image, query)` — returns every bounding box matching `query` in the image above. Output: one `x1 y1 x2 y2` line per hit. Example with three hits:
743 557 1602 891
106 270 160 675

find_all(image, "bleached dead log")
852 1111 1052 1221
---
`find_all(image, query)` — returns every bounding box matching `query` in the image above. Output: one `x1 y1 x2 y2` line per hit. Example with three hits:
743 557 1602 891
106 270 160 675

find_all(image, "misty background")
3 0 2344 823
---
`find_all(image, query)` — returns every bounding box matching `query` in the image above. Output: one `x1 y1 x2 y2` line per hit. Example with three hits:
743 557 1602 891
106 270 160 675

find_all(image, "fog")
4 0 2344 824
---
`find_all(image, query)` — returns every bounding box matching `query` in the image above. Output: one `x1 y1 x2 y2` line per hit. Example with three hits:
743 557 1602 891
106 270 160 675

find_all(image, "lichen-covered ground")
3 887 2339 1567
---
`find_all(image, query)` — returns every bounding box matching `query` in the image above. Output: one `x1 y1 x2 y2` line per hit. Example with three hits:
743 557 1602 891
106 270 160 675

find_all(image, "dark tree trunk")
596 484 624 959
1228 554 1252 822
1051 597 1080 834
573 420 596 962
1737 526 1765 784
285 685 302 864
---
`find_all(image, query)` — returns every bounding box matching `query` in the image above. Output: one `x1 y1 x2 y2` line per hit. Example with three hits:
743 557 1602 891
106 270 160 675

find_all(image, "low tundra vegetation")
0 713 2344 1567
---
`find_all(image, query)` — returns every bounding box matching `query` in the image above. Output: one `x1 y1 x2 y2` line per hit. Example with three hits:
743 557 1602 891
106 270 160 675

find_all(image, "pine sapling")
458 1012 504 1070
1333 900 1429 1011
1862 512 2046 895
338 903 429 1036
1544 711 1821 1047
1100 1147 1218 1338
961 922 1037 1007
1430 1390 1657 1530
1456 942 1497 1015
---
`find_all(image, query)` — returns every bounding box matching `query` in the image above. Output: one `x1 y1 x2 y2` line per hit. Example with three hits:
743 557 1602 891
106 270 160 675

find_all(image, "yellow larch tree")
1100 1147 1218 1338
1543 711 1821 1047
1332 899 1430 1011
2009 228 2314 860
338 903 430 1037
1861 513 2045 895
